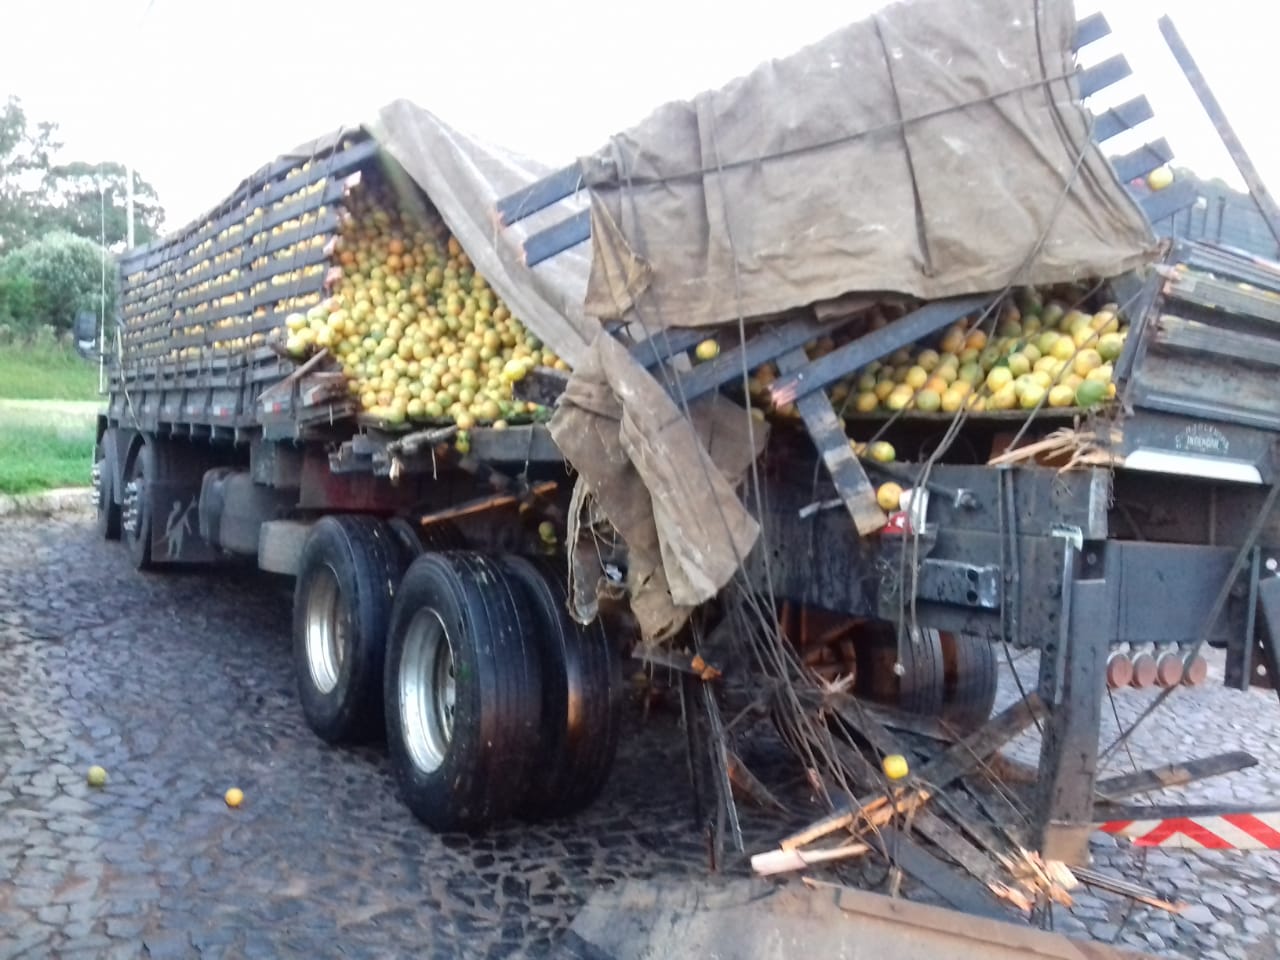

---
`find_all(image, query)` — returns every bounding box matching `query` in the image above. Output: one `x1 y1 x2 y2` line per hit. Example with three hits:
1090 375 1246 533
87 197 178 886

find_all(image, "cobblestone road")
3 511 1280 958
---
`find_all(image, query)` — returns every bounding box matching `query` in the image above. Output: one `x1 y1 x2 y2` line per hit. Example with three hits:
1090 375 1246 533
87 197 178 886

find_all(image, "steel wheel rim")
122 477 143 539
399 608 455 774
304 565 346 694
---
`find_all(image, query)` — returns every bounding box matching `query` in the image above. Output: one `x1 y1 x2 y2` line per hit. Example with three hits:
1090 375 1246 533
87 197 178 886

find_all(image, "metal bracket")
1050 523 1084 552
915 559 1002 610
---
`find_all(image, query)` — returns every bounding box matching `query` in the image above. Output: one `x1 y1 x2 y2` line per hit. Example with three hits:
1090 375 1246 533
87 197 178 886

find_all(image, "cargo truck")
91 2 1279 873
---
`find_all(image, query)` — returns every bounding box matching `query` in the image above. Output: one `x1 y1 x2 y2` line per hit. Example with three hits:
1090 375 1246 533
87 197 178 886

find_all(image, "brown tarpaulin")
371 0 1157 642
579 0 1157 326
551 0 1157 641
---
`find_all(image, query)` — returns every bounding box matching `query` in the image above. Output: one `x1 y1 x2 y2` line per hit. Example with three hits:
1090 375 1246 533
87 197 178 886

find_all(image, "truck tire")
94 442 121 541
500 556 623 820
122 443 156 570
387 517 464 564
384 552 541 831
293 516 404 745
938 630 997 735
856 622 946 717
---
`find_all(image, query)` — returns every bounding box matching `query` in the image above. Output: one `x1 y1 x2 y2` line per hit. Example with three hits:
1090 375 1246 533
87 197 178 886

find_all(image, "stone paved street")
4 511 1280 958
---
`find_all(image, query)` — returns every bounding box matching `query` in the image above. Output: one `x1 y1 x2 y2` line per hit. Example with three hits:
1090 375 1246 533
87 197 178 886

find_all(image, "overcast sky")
2 0 1277 231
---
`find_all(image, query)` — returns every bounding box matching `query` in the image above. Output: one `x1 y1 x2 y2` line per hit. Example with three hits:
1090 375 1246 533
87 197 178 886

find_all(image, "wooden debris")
1094 751 1258 803
761 693 1054 907
986 425 1122 470
751 842 870 877
778 787 935 853
725 749 787 812
417 481 557 528
256 347 332 410
1072 865 1184 913
635 647 726 681
775 348 885 536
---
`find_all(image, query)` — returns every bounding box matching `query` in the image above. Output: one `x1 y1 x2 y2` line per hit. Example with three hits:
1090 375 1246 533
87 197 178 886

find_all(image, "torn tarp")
366 0 1157 644
547 0 1156 640
578 0 1157 329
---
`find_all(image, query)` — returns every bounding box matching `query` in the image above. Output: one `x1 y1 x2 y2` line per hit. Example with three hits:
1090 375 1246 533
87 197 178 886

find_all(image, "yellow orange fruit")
915 388 942 413
985 367 1014 393
877 482 903 511
855 391 880 413
904 366 929 390
869 441 897 463
1048 384 1076 408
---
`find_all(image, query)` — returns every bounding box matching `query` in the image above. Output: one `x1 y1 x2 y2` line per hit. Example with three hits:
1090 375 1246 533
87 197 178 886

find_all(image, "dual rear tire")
291 521 622 830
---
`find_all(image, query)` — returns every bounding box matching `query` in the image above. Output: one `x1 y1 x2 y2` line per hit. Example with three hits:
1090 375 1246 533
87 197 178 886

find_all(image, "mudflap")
560 879 1154 960
147 481 220 564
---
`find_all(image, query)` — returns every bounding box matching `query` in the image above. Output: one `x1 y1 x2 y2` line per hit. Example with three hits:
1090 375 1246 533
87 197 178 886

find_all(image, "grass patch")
0 400 97 495
0 341 101 401
0 422 94 494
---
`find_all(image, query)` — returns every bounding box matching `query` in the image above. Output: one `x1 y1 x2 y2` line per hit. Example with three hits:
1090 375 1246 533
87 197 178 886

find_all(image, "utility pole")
126 162 136 249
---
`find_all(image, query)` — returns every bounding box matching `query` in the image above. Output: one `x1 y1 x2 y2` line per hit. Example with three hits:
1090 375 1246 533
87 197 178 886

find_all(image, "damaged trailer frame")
494 9 1280 866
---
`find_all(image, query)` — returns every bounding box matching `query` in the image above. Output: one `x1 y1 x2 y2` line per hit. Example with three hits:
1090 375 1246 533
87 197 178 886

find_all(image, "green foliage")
0 271 35 329
0 232 115 335
0 97 165 253
42 160 165 248
0 405 95 494
0 96 60 253
0 340 100 401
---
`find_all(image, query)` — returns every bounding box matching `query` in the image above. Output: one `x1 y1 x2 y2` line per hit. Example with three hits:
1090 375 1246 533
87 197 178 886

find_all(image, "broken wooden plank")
880 830 1008 919
911 809 1032 911
494 162 583 226
1077 54 1132 99
524 208 591 266
821 690 956 744
1092 95 1156 144
674 316 828 404
725 749 787 812
827 693 915 762
1160 15 1280 249
776 348 885 536
1094 751 1258 803
751 842 869 876
779 693 1046 851
1072 866 1184 913
769 294 990 405
417 481 558 528
913 692 1046 789
1073 12 1111 51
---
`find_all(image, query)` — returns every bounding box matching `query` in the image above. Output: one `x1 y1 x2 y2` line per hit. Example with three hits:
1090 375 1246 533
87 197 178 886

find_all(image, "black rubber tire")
387 517 465 565
94 442 121 541
123 443 155 570
937 630 998 735
500 556 623 820
384 552 542 831
856 621 946 717
292 516 405 745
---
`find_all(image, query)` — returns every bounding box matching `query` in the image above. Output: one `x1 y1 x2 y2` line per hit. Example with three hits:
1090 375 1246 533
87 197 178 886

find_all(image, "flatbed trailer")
92 2 1278 906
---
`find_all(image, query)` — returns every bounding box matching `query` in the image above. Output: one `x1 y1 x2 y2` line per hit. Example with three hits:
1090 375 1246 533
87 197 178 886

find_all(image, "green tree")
0 232 115 335
41 161 165 247
0 96 60 253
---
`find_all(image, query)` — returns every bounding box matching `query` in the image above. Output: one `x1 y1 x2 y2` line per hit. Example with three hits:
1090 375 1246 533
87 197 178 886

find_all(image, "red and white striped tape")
1099 813 1280 849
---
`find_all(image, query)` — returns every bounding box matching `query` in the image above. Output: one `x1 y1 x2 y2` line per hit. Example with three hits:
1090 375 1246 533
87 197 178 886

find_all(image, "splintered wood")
752 692 1090 912
986 425 1122 469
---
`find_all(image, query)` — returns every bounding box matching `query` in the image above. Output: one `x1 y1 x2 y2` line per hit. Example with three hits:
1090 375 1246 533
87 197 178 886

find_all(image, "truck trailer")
93 0 1279 890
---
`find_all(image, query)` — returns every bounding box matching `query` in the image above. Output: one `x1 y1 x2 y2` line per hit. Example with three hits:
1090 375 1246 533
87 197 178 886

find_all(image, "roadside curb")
0 487 93 518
